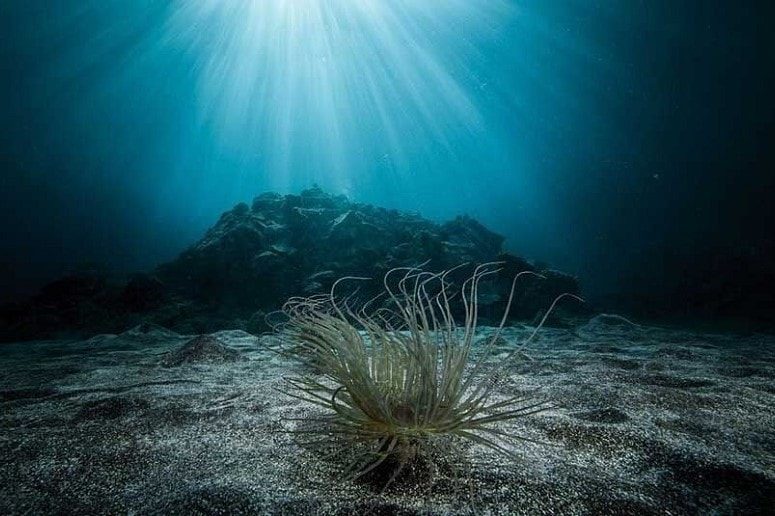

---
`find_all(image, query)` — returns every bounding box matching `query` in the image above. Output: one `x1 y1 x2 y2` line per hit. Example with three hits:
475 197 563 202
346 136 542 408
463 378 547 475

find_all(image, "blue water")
1 1 772 313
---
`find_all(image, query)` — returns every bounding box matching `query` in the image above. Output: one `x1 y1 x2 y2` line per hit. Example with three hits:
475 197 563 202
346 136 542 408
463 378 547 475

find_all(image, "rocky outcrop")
0 187 582 341
157 186 581 324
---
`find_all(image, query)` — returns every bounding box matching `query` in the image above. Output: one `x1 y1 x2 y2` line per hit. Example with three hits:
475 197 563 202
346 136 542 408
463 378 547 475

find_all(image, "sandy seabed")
1 316 773 515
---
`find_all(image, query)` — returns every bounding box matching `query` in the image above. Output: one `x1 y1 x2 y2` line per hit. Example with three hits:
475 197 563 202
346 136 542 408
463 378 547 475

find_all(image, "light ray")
166 0 516 189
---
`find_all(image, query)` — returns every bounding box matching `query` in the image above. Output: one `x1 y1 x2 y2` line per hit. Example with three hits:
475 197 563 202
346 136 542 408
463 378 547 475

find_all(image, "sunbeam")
166 0 515 191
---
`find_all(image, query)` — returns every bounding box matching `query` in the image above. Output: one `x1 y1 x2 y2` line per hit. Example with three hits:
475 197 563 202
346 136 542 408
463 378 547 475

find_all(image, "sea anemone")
278 263 581 488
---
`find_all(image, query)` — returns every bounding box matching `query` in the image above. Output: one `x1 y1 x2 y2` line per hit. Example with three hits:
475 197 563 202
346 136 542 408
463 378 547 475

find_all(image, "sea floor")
1 316 774 514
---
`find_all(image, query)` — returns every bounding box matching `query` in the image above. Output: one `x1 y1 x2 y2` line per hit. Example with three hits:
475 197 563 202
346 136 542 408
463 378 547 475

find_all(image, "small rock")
162 334 242 367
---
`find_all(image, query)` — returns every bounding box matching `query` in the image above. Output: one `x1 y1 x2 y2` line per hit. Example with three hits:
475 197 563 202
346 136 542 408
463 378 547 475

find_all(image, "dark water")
1 1 773 328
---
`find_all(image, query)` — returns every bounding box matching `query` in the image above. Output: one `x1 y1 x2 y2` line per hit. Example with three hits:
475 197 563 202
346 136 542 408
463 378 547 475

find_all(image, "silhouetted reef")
0 187 582 342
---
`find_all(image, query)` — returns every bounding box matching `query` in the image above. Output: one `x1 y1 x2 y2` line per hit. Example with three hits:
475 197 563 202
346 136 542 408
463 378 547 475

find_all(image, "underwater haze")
1 1 774 324
3 2 775 514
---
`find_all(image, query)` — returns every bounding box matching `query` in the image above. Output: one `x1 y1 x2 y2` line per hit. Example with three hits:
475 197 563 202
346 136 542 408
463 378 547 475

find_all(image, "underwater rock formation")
157 187 502 306
156 186 581 321
0 187 581 341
